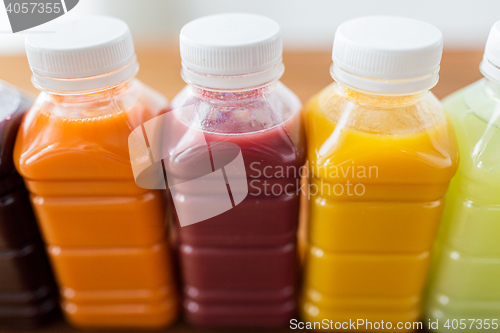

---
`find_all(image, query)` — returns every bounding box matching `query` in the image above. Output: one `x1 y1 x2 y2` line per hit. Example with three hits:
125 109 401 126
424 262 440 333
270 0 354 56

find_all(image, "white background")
0 0 499 54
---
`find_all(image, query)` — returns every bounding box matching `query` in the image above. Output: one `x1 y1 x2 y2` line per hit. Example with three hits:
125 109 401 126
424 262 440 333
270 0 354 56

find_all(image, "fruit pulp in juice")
0 85 58 328
169 83 305 327
13 81 177 328
301 83 458 331
425 79 500 329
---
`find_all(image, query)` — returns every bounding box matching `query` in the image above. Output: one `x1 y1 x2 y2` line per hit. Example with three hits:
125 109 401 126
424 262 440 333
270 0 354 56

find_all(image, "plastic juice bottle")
300 16 458 331
0 81 58 327
14 17 177 328
425 21 500 330
169 13 305 327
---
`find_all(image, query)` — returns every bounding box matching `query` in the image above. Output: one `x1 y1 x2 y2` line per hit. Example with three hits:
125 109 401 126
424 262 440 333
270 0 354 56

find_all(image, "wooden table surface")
0 49 483 333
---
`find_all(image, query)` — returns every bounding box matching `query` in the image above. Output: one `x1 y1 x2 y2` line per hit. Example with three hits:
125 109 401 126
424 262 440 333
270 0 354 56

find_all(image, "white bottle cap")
179 13 284 90
332 16 443 94
25 16 138 93
480 21 500 82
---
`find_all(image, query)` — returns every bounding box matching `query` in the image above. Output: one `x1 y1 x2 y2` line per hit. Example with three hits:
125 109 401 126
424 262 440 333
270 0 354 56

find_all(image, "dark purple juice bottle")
168 13 305 327
0 81 57 327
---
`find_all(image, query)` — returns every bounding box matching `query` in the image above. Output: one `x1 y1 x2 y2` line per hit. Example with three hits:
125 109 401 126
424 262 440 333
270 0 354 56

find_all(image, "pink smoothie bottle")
168 13 305 327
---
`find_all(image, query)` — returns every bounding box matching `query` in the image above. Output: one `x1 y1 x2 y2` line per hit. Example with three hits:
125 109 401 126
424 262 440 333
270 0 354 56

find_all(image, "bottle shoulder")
14 79 168 181
168 82 306 168
304 82 459 184
305 82 446 135
0 85 31 177
171 81 302 134
443 79 500 186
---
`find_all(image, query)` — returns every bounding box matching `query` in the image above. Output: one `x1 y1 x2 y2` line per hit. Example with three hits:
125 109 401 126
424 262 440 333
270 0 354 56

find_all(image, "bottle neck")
331 62 439 95
33 58 139 95
181 61 284 92
40 80 138 120
44 80 133 104
335 81 429 107
485 77 500 97
189 81 277 102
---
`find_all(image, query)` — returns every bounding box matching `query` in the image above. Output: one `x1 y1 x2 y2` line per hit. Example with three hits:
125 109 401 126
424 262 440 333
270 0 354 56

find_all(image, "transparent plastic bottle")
170 13 305 327
300 17 458 331
425 21 500 330
14 17 177 328
0 80 58 328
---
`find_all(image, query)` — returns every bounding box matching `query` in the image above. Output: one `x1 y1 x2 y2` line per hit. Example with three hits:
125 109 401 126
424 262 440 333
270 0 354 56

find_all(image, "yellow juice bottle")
425 21 500 331
300 16 458 331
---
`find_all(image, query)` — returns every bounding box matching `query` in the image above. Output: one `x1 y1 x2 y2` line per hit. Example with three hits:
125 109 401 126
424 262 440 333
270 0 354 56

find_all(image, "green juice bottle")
425 21 500 331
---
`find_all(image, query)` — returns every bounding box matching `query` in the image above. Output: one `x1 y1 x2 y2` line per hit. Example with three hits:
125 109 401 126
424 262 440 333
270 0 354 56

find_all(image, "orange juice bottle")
300 17 458 331
14 17 177 328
